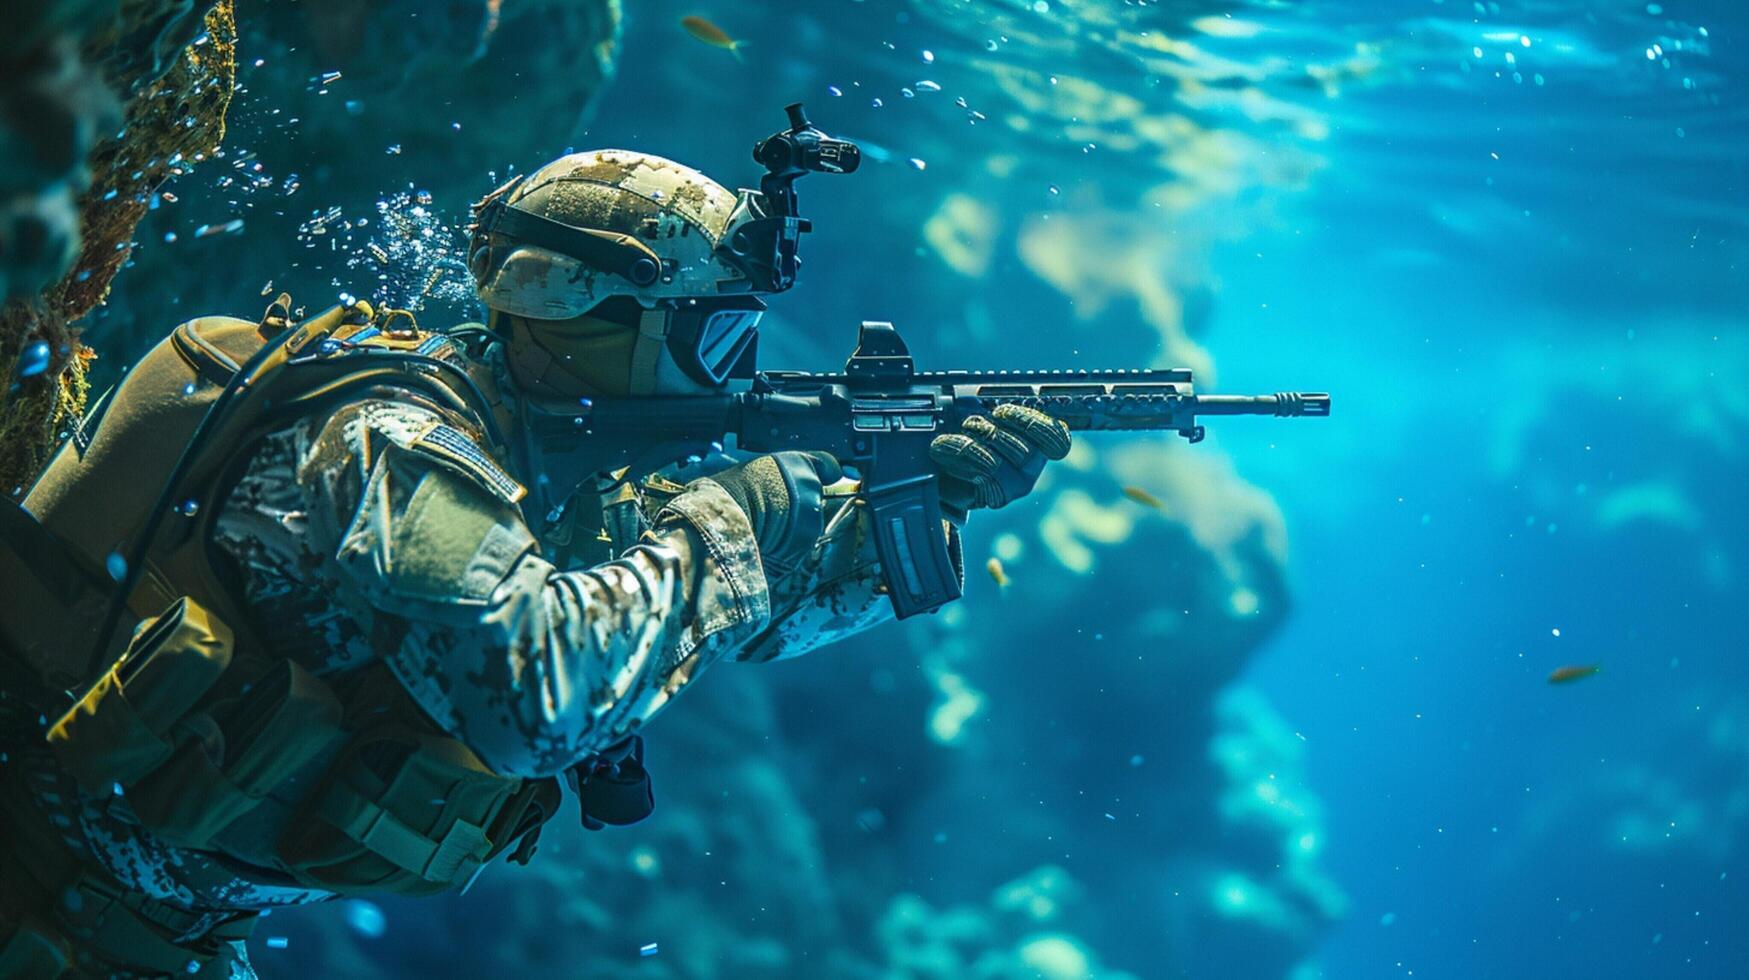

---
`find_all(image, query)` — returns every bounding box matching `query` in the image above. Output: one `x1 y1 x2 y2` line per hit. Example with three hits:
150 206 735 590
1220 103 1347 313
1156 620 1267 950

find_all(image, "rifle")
531 320 1329 619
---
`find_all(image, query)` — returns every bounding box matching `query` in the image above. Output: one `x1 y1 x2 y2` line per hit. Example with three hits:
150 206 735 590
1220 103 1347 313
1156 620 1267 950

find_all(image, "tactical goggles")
468 178 664 288
652 296 765 385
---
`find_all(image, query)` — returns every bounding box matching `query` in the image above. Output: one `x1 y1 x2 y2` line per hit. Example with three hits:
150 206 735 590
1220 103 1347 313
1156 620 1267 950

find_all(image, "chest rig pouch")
26 299 564 897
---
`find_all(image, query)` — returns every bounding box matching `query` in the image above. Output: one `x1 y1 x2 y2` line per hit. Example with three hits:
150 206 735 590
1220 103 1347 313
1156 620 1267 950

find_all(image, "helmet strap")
627 308 672 397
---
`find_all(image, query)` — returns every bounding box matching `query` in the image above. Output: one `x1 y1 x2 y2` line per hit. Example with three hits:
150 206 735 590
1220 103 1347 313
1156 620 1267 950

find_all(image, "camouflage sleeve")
277 398 770 777
733 483 901 663
612 473 961 664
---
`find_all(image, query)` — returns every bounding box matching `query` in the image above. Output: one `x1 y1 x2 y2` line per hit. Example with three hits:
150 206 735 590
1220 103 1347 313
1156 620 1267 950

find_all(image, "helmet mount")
717 103 861 294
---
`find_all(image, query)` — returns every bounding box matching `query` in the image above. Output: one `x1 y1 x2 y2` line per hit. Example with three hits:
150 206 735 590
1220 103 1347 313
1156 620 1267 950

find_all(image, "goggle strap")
482 202 663 287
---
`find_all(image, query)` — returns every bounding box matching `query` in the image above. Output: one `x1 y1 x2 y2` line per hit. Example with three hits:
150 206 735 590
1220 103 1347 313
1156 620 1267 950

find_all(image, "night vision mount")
721 103 861 294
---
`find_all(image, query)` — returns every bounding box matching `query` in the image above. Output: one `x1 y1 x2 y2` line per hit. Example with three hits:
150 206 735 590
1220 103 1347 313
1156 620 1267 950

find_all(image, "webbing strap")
0 503 99 608
316 789 489 884
0 501 110 690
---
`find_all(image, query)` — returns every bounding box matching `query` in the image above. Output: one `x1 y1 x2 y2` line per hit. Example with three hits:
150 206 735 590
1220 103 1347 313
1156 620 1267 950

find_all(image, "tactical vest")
5 299 561 903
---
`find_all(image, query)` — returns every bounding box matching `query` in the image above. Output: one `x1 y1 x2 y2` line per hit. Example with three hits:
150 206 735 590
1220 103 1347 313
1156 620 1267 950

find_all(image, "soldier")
0 148 1071 976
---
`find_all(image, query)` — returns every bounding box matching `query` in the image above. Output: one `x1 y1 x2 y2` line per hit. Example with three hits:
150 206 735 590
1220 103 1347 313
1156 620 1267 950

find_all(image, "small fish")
681 16 745 59
1122 485 1165 510
1547 663 1601 684
985 557 1009 589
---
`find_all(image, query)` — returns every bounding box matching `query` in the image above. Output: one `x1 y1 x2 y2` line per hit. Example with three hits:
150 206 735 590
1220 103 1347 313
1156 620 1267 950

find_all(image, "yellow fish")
1122 485 1165 510
1547 663 1601 685
985 557 1009 589
681 15 745 59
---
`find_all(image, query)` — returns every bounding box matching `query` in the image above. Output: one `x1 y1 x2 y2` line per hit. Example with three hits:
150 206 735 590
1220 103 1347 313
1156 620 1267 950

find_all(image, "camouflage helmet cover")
468 150 752 319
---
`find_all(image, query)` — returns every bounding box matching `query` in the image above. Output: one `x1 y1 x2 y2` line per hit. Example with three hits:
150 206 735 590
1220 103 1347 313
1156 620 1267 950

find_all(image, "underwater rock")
0 0 234 491
874 867 1142 980
0 36 104 306
743 444 1336 978
1169 688 1347 978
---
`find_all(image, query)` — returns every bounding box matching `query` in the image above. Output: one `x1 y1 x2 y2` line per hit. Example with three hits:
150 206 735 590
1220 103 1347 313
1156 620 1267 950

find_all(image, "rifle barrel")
1194 393 1331 417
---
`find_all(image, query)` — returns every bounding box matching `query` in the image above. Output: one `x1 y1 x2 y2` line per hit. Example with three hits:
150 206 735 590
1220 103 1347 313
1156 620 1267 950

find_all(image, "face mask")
507 296 763 399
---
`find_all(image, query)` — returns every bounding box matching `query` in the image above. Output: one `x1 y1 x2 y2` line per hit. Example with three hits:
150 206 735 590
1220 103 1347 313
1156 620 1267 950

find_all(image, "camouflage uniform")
2 334 901 975
1 141 1031 976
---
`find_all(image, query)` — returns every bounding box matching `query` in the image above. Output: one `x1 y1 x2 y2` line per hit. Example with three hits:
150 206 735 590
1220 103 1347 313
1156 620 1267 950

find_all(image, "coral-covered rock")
0 0 233 491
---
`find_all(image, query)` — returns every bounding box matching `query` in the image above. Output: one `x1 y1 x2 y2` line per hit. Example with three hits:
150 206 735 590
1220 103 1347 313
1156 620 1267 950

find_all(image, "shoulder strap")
0 500 112 690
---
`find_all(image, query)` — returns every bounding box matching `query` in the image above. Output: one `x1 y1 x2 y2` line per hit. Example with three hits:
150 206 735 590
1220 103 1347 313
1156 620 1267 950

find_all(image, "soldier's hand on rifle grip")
928 404 1072 524
704 451 843 571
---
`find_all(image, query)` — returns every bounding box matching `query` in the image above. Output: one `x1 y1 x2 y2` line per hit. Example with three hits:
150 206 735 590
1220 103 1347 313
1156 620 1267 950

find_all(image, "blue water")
1209 5 1747 976
84 0 1747 976
602 2 1749 976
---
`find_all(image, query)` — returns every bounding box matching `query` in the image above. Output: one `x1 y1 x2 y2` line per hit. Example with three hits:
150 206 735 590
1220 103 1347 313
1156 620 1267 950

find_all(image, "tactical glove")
928 404 1071 523
705 451 843 570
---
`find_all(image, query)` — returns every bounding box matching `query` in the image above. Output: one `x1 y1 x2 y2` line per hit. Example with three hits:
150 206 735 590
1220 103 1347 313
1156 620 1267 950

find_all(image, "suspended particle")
16 341 51 379
344 900 387 939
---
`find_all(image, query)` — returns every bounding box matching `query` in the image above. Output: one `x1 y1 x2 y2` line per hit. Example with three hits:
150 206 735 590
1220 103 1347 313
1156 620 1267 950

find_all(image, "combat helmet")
467 150 769 391
467 150 759 316
467 108 860 392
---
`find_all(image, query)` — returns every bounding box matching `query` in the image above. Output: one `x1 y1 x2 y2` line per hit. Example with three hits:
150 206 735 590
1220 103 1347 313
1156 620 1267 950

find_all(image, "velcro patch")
411 423 527 504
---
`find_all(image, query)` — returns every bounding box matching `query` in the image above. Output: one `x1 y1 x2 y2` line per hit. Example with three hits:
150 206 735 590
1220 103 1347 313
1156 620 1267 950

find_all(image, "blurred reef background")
2 0 1746 977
